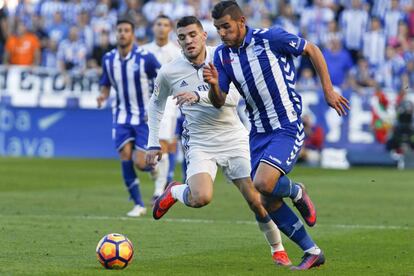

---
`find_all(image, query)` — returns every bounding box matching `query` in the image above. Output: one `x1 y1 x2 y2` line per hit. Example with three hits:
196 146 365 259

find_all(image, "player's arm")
146 71 171 167
303 42 350 116
97 86 110 108
204 61 228 108
97 55 111 108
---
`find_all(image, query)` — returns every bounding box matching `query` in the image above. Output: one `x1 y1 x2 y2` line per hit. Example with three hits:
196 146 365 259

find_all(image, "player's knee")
134 160 146 170
191 193 212 207
261 196 283 212
253 180 274 196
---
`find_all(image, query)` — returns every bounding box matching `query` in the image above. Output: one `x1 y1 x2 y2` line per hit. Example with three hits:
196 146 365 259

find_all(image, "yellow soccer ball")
96 233 134 269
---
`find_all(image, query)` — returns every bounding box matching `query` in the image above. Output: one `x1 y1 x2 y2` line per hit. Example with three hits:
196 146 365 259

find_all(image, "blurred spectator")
320 20 342 49
142 0 174 22
362 16 386 68
31 14 48 50
90 1 117 46
371 87 393 144
4 21 40 66
347 57 376 92
274 3 299 35
41 38 59 68
243 0 276 28
37 0 66 28
57 26 88 75
322 37 354 87
77 10 94 54
46 11 69 42
300 0 334 45
0 5 8 62
296 68 319 90
340 0 369 62
385 0 406 40
298 113 324 166
376 46 407 92
386 91 414 152
88 30 114 70
391 21 411 51
407 0 414 37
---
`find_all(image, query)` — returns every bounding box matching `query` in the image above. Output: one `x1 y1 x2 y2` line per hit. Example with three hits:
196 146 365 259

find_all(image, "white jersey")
148 46 249 156
142 41 182 140
141 41 181 65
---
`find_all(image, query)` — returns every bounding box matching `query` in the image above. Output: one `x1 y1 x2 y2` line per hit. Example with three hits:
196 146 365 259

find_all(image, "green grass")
0 157 413 275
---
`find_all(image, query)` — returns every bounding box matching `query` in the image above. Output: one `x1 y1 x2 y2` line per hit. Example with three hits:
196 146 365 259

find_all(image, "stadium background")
1 0 414 168
0 1 414 275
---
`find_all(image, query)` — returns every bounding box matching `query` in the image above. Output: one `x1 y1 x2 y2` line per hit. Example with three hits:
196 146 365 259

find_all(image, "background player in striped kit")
204 1 349 270
146 16 292 266
97 15 160 217
142 15 181 204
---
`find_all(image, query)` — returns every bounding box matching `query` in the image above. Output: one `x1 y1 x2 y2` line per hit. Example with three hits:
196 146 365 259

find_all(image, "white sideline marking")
0 214 412 230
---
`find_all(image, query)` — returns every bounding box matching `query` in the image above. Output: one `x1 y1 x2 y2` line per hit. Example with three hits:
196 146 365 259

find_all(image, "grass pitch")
0 157 413 275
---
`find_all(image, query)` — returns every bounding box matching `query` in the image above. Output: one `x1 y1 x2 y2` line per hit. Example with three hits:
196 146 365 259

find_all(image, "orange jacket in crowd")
5 32 40 65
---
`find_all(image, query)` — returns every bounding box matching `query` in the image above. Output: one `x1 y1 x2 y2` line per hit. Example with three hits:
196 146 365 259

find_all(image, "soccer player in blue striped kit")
97 16 161 217
204 1 350 270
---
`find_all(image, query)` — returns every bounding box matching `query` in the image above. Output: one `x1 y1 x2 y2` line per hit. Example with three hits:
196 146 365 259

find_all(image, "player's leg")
250 123 324 269
115 124 146 217
232 177 291 266
151 139 169 203
251 121 316 226
166 139 177 183
153 156 217 219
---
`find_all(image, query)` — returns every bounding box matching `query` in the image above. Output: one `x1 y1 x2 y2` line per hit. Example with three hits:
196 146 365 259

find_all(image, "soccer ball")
96 233 134 269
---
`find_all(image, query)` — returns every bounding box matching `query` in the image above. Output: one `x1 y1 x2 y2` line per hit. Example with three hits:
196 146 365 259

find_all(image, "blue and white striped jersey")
100 45 161 125
214 26 306 133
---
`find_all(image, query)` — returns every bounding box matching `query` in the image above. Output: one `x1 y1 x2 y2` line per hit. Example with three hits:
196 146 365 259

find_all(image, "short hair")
211 0 243 20
154 14 172 25
176 16 203 30
116 14 135 29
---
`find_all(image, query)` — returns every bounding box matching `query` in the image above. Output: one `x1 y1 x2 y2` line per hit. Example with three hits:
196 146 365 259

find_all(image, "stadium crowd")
0 0 413 152
1 0 413 93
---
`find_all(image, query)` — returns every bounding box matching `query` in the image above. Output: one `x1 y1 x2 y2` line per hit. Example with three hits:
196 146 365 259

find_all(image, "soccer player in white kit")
141 15 181 203
146 16 291 266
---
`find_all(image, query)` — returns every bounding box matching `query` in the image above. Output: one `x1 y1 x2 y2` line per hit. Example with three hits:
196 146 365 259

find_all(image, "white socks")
154 153 169 196
257 220 285 253
305 246 321 255
171 184 189 204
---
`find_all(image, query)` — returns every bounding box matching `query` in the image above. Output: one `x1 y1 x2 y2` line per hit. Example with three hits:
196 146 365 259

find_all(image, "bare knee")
254 178 275 196
190 192 212 208
134 159 146 171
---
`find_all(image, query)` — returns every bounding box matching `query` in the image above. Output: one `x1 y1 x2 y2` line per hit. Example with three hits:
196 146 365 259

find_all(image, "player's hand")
203 62 218 86
97 94 107 108
173 91 199 106
324 89 350 116
145 149 162 167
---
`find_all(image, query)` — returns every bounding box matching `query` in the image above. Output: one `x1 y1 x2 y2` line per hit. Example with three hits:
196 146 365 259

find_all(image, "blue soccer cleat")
290 251 325 270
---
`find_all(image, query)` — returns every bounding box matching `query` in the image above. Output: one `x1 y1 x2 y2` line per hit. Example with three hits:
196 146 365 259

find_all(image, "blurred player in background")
97 15 160 217
204 1 349 270
141 15 181 204
146 16 291 266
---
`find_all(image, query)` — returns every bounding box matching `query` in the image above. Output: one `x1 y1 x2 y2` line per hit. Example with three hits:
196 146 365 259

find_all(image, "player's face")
153 18 172 40
176 24 207 60
116 23 134 48
214 14 246 48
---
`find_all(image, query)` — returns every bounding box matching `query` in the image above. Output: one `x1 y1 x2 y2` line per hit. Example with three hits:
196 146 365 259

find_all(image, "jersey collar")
182 46 210 69
230 26 253 53
118 44 137 61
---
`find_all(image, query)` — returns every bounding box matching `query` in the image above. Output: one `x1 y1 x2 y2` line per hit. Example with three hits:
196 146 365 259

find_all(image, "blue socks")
269 202 315 251
121 160 144 206
167 152 176 183
271 175 300 199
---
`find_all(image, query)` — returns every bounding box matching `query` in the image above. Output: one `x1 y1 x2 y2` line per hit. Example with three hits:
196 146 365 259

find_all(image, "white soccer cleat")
126 205 147 217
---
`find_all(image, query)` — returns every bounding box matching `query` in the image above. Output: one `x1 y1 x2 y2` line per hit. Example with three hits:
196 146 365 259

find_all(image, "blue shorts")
112 123 149 152
250 120 304 178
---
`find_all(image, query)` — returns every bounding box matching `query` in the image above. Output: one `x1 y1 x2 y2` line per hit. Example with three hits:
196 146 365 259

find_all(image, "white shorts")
185 148 251 182
159 96 178 141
